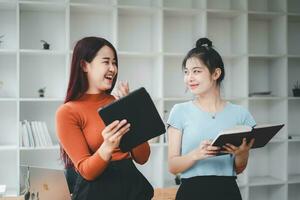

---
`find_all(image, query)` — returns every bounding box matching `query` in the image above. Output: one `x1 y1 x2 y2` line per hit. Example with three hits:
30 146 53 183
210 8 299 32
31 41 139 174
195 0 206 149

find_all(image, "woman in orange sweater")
56 37 153 200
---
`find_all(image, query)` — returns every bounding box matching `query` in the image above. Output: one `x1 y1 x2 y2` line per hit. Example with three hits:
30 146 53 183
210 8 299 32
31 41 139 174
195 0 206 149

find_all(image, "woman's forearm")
168 151 198 175
235 152 249 174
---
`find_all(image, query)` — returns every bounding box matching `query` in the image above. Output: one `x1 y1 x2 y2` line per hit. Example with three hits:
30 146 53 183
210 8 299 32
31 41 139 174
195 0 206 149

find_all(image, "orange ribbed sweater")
56 93 150 181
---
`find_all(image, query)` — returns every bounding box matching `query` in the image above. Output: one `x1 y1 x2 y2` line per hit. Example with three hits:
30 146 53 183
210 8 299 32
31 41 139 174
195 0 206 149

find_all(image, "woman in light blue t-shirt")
167 38 256 200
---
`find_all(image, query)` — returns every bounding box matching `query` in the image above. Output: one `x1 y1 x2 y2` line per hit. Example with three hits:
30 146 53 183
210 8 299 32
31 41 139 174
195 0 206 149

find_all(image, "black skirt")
176 176 242 200
72 158 154 200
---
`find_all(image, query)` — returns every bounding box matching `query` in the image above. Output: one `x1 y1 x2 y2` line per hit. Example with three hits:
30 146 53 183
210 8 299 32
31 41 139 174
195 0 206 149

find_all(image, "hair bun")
196 38 212 48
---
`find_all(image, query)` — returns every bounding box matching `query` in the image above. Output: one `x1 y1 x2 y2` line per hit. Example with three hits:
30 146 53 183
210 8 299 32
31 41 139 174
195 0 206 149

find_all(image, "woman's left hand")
221 138 255 157
112 81 129 99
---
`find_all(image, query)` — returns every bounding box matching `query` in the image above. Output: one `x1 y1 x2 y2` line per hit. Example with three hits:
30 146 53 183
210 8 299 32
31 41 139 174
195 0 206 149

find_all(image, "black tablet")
98 87 166 152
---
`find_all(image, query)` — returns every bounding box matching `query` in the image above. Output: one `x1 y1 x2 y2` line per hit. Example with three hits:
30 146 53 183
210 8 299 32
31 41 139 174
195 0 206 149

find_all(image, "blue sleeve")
242 108 256 127
167 104 183 132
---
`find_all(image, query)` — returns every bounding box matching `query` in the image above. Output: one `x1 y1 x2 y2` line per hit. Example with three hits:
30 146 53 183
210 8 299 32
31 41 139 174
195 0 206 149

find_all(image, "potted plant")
0 35 4 47
38 87 46 98
40 40 50 50
293 80 300 97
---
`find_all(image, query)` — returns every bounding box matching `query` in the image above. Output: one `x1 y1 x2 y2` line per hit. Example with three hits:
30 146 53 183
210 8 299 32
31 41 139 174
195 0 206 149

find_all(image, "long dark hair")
182 37 225 85
61 37 118 168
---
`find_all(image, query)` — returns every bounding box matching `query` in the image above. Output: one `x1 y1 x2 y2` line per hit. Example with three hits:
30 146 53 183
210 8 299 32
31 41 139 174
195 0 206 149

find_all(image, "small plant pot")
43 43 50 50
293 89 300 97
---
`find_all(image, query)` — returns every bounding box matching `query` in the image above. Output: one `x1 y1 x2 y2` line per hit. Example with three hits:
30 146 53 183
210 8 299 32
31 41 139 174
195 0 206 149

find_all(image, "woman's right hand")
98 119 130 161
188 140 220 161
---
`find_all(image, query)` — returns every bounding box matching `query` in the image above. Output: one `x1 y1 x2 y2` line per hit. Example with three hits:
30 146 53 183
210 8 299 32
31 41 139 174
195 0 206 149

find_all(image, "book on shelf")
19 120 53 148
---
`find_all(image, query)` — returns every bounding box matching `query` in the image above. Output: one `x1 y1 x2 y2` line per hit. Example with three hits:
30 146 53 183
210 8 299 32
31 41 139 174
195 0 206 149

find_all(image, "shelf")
117 56 162 99
20 147 63 169
20 54 66 99
163 100 188 122
20 101 62 145
288 97 300 100
118 0 160 8
207 11 247 56
268 138 286 144
70 0 113 6
237 172 247 187
0 150 18 195
0 102 18 146
288 55 300 58
163 148 177 187
135 147 164 188
0 1 17 10
0 2 17 50
221 57 248 99
118 7 161 53
70 3 113 11
20 145 59 151
117 5 158 13
207 0 246 11
288 143 300 180
288 0 300 14
20 98 64 102
288 15 300 55
162 0 205 10
19 1 66 11
249 176 285 186
0 49 17 55
118 51 159 58
288 174 300 184
20 49 65 55
248 143 287 182
0 1 299 197
20 2 66 51
248 96 286 100
0 145 18 151
248 54 286 59
288 58 300 97
163 56 189 98
288 182 300 200
70 4 114 50
249 14 286 55
163 9 205 54
248 11 285 20
2 188 19 197
239 187 247 200
288 135 300 142
249 57 287 97
249 100 287 140
207 9 245 18
288 101 300 138
249 184 286 200
163 52 185 57
0 54 17 98
248 0 286 13
0 98 17 102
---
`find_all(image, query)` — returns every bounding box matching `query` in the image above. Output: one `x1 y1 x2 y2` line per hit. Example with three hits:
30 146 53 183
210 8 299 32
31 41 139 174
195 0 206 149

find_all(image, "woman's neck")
194 88 225 113
85 88 104 94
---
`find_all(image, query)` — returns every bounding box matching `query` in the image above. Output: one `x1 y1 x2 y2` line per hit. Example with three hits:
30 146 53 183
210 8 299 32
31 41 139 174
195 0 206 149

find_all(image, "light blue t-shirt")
167 101 256 179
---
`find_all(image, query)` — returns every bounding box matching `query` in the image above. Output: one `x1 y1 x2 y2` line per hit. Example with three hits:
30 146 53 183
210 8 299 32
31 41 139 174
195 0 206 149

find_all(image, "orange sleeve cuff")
131 142 150 165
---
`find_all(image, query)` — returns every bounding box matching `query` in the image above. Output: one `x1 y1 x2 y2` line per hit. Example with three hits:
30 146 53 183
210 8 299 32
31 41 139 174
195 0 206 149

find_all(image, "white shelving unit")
0 0 299 199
